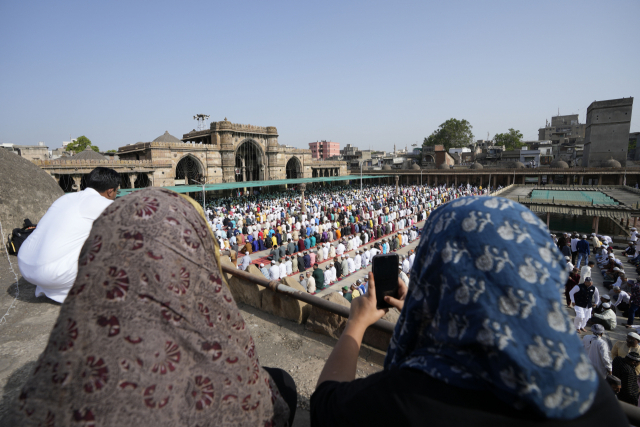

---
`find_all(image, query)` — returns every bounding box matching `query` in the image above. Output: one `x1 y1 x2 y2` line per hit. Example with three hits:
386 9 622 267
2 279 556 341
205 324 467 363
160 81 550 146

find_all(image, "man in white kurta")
587 324 612 378
18 168 118 303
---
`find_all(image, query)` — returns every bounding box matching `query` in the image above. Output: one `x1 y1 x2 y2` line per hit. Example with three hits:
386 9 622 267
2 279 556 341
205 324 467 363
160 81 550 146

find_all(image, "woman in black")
311 196 627 426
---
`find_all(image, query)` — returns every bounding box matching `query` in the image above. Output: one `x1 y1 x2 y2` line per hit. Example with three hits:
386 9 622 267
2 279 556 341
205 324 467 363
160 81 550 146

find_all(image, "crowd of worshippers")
557 230 640 333
8 189 630 426
204 182 486 252
583 325 640 406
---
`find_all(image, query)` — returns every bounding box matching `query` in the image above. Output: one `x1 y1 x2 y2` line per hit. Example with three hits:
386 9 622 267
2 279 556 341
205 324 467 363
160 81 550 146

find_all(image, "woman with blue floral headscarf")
311 196 626 426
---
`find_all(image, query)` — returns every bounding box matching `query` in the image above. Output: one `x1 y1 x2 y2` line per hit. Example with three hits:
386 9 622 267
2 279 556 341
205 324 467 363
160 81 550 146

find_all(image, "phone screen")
372 253 399 309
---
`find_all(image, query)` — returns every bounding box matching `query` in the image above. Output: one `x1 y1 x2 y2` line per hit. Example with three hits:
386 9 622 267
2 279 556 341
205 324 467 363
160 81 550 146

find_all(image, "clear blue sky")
1 0 638 151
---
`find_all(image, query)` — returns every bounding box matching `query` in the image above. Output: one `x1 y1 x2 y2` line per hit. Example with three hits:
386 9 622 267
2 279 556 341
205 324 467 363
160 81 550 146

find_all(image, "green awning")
117 175 393 197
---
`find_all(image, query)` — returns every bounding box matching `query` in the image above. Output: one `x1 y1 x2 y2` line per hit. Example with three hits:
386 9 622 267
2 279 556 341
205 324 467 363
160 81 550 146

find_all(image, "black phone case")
373 254 399 309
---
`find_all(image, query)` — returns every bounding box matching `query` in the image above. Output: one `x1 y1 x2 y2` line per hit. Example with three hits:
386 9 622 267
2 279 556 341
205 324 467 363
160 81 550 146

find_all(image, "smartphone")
372 253 399 309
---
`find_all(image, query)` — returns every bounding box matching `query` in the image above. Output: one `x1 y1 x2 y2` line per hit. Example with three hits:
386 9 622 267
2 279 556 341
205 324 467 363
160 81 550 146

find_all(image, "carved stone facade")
34 119 348 191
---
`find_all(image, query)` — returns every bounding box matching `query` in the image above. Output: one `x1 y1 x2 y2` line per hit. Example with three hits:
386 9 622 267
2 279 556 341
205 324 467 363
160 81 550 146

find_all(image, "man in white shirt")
18 167 119 303
408 249 416 270
285 256 292 276
354 251 362 270
336 241 345 256
362 248 371 268
346 254 355 274
269 260 280 281
306 271 316 294
278 260 287 278
402 256 411 275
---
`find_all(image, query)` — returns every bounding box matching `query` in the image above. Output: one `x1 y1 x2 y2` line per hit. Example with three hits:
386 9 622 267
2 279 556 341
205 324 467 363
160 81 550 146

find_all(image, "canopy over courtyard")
116 174 393 197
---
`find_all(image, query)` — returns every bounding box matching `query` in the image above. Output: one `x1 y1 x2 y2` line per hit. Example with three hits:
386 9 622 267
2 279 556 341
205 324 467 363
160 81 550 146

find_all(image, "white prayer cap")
628 332 640 341
271 260 276 264
260 263 264 267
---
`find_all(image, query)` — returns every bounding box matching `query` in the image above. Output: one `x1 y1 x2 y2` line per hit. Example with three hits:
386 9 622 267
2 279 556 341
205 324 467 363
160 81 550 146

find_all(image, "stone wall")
305 292 399 351
220 259 311 324
219 259 395 351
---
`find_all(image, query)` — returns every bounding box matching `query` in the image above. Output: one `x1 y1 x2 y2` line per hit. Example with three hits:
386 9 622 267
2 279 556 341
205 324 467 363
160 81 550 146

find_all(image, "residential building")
2 142 50 161
538 114 586 145
449 147 471 157
582 97 634 167
309 140 340 160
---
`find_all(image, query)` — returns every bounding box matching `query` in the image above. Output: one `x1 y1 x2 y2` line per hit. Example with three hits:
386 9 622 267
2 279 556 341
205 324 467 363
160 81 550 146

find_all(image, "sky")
1 0 639 152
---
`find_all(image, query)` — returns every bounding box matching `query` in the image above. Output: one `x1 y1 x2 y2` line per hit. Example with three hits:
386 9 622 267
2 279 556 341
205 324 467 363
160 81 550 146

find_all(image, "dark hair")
86 167 120 193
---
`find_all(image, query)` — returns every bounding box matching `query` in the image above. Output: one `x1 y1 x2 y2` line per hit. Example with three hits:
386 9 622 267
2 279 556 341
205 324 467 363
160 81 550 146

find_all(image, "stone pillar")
546 212 550 228
446 175 450 186
598 174 602 186
594 216 600 234
72 175 82 192
479 175 483 188
455 175 458 186
395 175 399 195
467 176 470 185
52 174 60 184
493 175 497 188
619 175 624 185
634 217 638 228
129 173 138 188
147 173 154 187
579 175 584 185
220 119 236 182
566 175 570 185
538 175 541 185
299 183 306 213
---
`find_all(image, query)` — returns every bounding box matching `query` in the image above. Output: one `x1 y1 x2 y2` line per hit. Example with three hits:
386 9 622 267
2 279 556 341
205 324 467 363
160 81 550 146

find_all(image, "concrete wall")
305 292 399 351
582 97 634 167
220 259 311 324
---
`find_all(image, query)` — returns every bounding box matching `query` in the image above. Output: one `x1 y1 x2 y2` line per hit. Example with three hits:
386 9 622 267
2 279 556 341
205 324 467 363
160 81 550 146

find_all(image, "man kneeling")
18 167 120 302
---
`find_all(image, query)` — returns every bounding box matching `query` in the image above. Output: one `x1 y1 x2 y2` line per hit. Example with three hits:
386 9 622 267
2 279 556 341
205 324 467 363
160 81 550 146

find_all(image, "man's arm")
568 285 580 304
592 287 600 305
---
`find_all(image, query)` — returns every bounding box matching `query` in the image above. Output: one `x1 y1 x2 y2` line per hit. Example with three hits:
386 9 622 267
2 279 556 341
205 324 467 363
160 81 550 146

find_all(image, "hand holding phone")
372 253 399 309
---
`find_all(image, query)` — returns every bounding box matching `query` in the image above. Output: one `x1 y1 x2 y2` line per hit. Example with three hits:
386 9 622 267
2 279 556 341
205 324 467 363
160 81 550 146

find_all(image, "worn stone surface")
259 277 311 324
221 258 264 309
0 148 64 233
0 254 61 421
305 292 350 339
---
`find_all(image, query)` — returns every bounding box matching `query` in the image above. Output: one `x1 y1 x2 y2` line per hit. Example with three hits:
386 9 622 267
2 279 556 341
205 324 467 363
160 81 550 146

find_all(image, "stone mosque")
34 118 347 191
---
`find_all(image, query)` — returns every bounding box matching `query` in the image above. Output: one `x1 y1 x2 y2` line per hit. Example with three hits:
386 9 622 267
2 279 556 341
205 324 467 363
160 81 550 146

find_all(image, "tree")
67 136 99 154
493 128 524 151
423 119 474 152
106 149 117 153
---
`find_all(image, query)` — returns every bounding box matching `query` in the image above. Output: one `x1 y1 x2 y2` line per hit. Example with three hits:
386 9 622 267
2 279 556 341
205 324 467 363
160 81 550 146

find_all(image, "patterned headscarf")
8 188 289 426
384 196 598 419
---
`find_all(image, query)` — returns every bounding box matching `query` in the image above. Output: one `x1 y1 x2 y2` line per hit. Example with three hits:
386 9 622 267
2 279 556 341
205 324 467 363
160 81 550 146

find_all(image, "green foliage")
106 149 117 153
423 119 474 152
493 128 524 151
67 135 99 154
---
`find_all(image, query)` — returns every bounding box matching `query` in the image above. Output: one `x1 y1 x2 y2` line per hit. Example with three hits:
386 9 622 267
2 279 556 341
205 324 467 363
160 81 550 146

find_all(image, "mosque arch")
134 173 151 188
424 154 435 163
235 139 264 182
285 156 302 179
175 154 204 185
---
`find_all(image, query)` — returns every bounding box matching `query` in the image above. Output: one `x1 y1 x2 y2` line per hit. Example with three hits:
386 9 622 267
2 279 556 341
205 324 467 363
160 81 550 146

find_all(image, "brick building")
309 140 340 160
